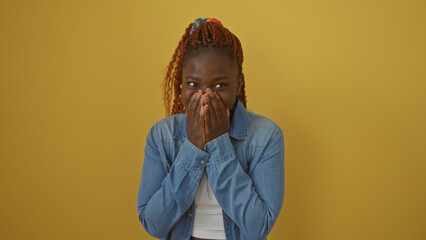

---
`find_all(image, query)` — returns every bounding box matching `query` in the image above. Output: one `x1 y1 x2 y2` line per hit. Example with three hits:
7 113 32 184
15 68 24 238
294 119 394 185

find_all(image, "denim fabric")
137 99 285 240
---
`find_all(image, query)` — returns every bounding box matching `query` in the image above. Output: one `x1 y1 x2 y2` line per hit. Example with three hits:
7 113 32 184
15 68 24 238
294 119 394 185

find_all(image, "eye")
187 82 197 87
214 83 226 88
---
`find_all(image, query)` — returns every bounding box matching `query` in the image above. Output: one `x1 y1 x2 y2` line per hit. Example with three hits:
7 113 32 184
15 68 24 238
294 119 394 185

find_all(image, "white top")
191 170 226 240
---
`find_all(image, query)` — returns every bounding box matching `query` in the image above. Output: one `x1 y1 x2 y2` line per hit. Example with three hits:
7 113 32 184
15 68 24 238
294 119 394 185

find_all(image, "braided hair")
162 18 246 116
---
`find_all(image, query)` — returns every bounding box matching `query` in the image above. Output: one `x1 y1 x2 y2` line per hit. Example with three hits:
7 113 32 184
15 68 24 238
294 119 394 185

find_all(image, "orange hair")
162 20 246 116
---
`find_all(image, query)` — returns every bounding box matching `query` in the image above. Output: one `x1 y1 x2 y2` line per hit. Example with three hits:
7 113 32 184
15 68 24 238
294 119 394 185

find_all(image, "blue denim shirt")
137 99 285 240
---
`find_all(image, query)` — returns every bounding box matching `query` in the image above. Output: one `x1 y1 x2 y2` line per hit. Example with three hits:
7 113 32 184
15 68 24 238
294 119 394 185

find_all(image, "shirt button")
200 160 205 164
189 213 192 217
225 217 230 221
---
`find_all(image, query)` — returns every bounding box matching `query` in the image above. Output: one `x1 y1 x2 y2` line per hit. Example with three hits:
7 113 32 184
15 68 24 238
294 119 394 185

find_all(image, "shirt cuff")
175 138 210 171
204 133 236 164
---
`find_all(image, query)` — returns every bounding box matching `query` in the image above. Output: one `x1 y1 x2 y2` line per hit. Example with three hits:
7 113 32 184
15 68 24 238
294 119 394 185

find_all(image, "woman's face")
181 47 242 111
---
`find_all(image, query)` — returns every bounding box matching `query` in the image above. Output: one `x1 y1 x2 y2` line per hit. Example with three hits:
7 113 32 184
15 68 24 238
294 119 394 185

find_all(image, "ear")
236 72 244 96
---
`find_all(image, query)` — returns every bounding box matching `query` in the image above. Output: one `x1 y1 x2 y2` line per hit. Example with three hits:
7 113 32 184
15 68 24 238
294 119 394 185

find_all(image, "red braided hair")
162 20 246 116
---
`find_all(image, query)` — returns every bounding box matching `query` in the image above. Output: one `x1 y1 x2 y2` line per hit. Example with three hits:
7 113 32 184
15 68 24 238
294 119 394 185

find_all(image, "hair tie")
189 17 223 35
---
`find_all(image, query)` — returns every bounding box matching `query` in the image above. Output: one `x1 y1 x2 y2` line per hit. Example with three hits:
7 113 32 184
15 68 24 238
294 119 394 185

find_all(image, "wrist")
187 136 205 150
206 131 228 144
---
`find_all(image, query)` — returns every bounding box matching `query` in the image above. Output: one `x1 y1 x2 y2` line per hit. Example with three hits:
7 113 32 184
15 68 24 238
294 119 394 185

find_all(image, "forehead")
182 47 239 74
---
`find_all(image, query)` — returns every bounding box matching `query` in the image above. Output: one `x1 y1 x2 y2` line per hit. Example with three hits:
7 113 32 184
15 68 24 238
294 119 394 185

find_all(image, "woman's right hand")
186 90 205 150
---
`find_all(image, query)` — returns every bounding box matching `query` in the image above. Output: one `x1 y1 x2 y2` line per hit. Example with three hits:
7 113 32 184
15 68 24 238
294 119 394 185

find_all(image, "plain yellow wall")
1 0 425 239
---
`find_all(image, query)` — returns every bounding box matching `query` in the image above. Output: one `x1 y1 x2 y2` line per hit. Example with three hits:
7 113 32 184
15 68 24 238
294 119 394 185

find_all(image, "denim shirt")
137 99 285 240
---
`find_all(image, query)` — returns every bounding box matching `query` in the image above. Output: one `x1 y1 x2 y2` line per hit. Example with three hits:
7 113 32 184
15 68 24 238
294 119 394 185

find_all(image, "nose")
199 87 211 93
199 87 206 93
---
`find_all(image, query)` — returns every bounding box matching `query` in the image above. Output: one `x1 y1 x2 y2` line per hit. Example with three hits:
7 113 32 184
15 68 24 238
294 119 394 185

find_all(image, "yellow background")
1 0 425 239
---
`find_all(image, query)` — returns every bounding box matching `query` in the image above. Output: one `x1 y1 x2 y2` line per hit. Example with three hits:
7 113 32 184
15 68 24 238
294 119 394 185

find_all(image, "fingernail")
206 88 212 93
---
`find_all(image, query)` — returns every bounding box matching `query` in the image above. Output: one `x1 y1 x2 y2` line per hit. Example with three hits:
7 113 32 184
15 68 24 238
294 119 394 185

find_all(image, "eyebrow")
185 76 200 80
185 75 229 81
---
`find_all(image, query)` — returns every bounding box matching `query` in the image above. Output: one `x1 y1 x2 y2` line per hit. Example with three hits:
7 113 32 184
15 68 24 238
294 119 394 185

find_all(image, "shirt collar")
174 99 248 140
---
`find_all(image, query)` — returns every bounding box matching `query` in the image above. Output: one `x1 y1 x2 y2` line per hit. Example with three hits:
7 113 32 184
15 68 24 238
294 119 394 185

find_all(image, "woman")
137 17 285 240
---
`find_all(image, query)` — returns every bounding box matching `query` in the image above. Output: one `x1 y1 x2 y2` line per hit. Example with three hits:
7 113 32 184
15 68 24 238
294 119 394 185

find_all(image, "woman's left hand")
200 88 230 143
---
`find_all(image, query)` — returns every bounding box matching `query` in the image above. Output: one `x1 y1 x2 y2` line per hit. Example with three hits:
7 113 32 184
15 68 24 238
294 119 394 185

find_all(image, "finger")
194 93 202 121
205 88 213 94
204 104 211 129
186 91 196 116
200 94 204 106
200 106 206 146
209 91 222 121
200 93 208 106
188 90 201 119
206 91 217 121
203 93 214 131
213 91 227 120
199 104 206 118
201 92 210 116
204 92 211 108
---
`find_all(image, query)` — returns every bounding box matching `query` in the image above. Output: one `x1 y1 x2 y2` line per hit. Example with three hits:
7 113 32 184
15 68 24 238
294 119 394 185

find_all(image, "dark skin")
181 47 243 150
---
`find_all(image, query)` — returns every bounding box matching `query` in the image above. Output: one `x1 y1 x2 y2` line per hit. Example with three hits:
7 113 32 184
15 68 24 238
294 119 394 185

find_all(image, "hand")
200 88 230 143
186 90 205 149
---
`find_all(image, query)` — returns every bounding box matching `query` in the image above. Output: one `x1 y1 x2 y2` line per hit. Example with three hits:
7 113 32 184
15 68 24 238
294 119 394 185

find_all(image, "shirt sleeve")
137 124 208 238
204 126 285 240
